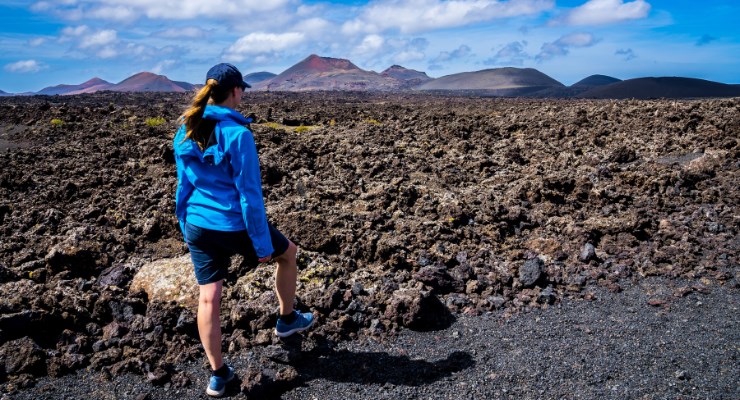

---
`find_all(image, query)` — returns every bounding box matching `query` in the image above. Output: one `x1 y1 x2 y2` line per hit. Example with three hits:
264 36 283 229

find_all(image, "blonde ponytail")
180 79 217 150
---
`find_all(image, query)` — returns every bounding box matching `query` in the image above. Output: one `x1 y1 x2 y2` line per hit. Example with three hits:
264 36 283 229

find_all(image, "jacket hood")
175 105 252 166
202 105 250 125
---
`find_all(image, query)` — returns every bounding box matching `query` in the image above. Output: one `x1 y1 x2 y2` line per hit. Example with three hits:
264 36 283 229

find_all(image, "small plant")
364 119 381 125
145 117 166 127
255 121 318 133
261 122 283 130
50 118 63 127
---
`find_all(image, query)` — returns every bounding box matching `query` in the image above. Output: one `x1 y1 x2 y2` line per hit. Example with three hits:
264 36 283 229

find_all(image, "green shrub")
257 122 318 133
261 122 283 130
50 119 63 127
145 117 166 127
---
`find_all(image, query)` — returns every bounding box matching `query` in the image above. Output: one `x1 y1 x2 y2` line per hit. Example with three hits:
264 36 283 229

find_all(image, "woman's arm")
228 127 274 258
174 129 195 241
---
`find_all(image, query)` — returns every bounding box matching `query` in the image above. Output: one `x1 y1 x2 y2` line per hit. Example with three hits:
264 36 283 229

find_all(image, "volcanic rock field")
0 92 737 396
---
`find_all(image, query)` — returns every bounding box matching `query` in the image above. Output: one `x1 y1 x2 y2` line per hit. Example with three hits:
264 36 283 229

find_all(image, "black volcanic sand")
13 277 740 399
0 92 738 397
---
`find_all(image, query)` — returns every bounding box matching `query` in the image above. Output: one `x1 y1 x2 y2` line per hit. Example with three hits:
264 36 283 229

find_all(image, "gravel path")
12 277 738 400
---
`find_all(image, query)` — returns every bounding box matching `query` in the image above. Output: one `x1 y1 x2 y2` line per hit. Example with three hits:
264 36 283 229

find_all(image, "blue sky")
0 0 738 93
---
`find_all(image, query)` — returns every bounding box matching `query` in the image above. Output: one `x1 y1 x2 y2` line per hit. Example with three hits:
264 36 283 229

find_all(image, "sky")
0 0 738 93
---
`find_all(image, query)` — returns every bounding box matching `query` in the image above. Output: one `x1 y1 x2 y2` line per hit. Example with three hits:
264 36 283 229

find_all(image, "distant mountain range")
35 73 195 95
244 72 277 86
36 77 111 95
2 54 739 99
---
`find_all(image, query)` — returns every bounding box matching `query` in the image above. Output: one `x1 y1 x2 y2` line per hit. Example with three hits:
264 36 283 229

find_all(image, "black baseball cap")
205 63 251 89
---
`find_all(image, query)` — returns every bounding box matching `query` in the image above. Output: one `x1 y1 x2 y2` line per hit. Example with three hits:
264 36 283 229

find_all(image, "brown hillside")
37 77 113 95
417 68 563 94
381 65 432 89
254 54 401 91
110 72 192 93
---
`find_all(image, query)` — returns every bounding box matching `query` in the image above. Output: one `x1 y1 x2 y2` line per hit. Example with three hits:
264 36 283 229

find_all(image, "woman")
174 63 314 397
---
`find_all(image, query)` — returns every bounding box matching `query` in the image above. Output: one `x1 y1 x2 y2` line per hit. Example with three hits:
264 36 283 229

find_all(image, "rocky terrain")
0 92 737 397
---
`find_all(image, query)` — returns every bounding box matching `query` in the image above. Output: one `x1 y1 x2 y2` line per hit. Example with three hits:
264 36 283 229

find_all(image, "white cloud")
536 32 598 62
29 37 47 46
485 41 529 65
60 24 89 39
342 0 554 35
60 7 85 20
223 32 305 62
155 27 209 39
293 18 331 40
388 37 429 64
78 29 117 48
354 34 385 57
432 44 473 64
557 32 596 47
56 24 179 61
34 0 291 21
564 0 650 26
61 25 118 51
88 6 137 22
123 43 177 59
4 60 46 73
30 2 53 12
96 45 118 58
152 59 177 74
392 50 425 64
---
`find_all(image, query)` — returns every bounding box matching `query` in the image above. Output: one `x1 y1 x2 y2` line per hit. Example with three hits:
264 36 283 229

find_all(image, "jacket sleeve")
174 131 194 242
228 127 274 258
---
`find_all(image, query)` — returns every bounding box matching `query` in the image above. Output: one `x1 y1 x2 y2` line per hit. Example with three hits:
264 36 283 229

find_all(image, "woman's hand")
258 255 272 263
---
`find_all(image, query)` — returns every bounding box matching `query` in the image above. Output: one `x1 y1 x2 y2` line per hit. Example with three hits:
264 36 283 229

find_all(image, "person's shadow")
229 335 475 398
296 347 474 385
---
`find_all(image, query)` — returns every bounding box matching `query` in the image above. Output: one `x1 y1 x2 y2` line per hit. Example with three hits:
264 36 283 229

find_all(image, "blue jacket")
174 105 273 258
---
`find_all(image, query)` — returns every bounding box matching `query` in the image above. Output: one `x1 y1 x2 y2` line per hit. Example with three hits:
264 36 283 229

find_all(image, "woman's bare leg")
197 280 224 370
273 241 298 315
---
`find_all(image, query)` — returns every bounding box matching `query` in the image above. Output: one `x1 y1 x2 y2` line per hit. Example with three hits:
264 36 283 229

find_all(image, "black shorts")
185 222 290 285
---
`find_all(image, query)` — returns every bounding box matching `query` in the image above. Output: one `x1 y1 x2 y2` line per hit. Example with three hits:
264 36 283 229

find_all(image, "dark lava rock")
537 286 557 304
0 311 45 341
385 288 452 331
97 264 131 287
608 146 637 163
175 310 197 336
413 264 458 293
102 321 127 341
241 366 275 398
519 258 544 288
146 367 170 386
47 353 88 378
579 243 597 262
0 337 46 376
